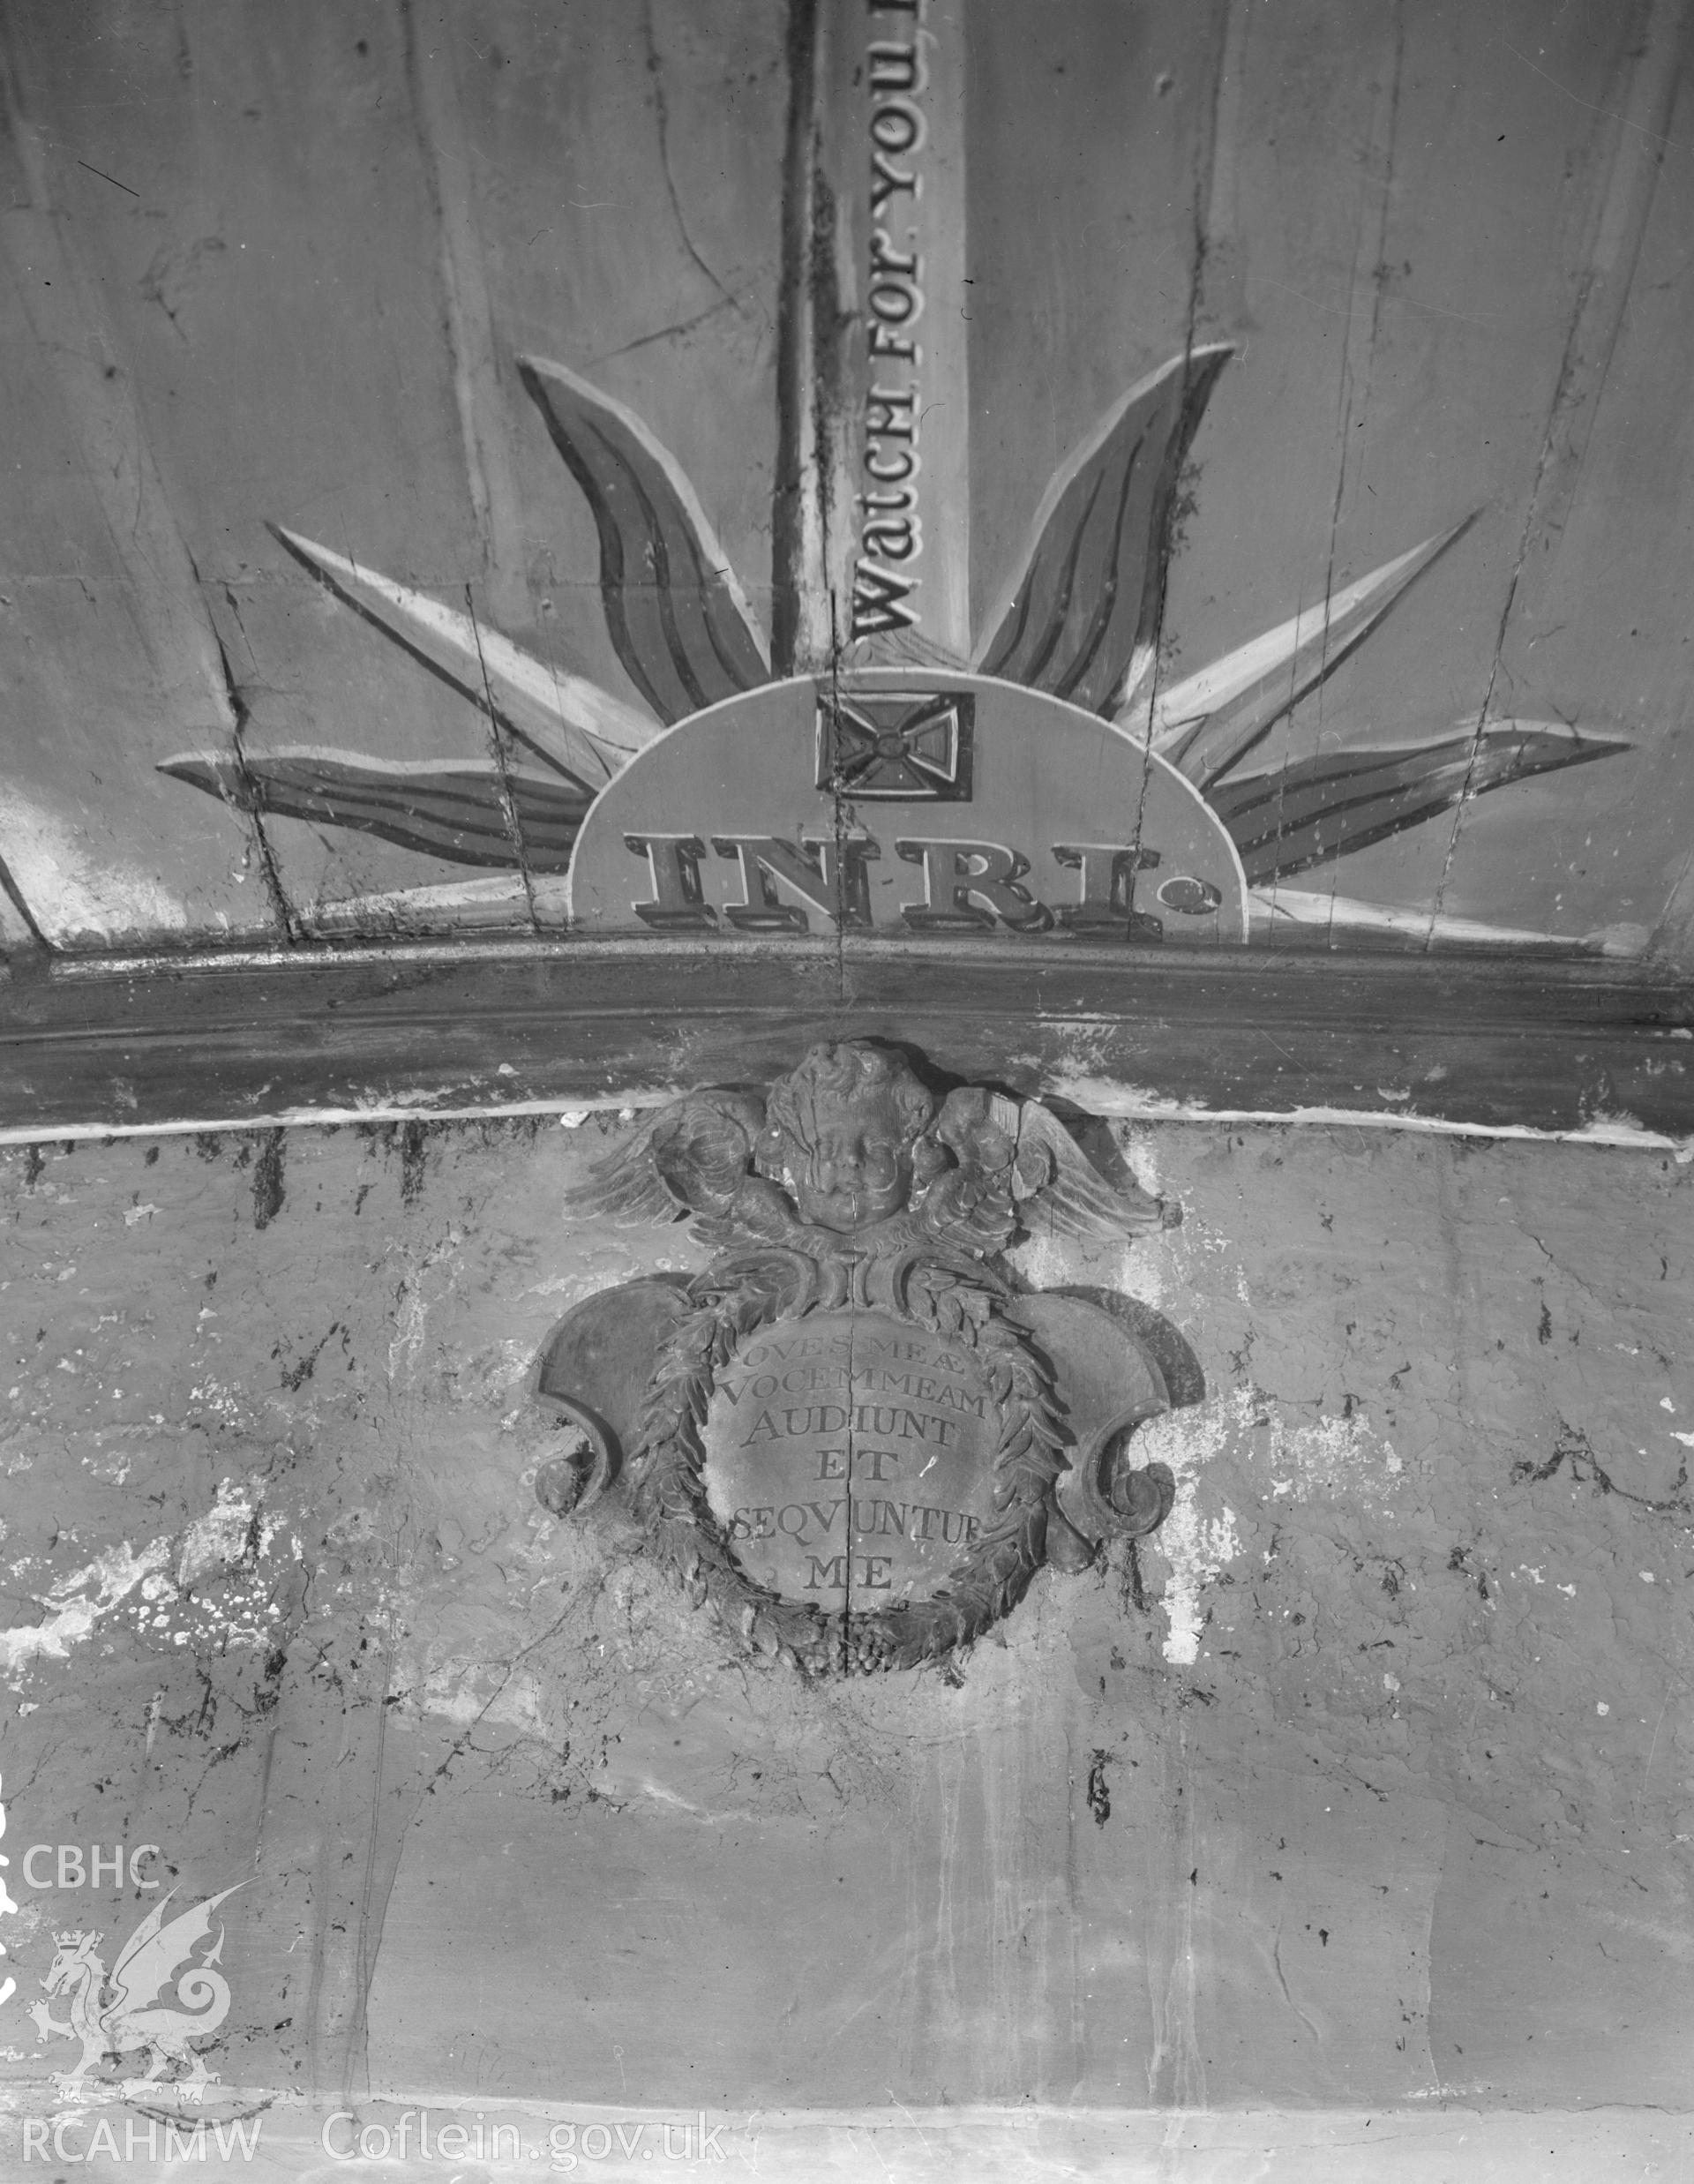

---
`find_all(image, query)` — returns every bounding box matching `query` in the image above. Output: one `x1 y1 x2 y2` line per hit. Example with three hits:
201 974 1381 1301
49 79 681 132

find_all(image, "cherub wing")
1011 1099 1163 1240
575 1090 767 1224
574 1114 692 1222
107 1885 244 2019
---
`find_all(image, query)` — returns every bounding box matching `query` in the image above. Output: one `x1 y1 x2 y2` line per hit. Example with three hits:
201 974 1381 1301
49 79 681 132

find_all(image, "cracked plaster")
0 1114 1687 2169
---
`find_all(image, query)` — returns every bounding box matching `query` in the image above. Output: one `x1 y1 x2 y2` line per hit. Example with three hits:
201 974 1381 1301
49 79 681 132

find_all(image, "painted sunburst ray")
163 341 1628 947
162 1 1628 948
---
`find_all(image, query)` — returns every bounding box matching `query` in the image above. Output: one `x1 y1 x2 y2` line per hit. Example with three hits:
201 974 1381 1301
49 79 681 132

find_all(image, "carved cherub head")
756 1043 941 1233
581 1039 1165 1252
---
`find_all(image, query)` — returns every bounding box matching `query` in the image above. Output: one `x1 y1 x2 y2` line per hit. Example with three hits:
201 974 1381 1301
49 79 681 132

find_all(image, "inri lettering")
626 832 1219 939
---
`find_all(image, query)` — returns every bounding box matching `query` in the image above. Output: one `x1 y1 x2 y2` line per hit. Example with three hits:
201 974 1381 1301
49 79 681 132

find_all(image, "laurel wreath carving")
627 1251 1068 1675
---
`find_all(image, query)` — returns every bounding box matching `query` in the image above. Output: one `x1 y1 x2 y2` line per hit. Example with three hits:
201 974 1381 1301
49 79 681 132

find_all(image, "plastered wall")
0 1113 1690 2179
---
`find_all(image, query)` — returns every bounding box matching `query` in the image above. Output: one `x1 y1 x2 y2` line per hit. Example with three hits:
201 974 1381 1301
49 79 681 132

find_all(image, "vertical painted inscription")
853 1 930 640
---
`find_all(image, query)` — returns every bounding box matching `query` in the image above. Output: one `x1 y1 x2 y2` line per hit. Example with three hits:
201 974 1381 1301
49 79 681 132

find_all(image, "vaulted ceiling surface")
0 3 1690 1032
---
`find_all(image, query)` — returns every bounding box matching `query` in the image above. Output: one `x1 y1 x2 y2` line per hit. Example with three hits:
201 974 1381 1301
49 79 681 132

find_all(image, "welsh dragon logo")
29 1886 242 2103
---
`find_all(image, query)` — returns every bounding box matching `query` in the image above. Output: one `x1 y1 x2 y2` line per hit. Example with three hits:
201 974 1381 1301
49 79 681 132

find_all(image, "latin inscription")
701 1310 1001 1607
625 829 1225 938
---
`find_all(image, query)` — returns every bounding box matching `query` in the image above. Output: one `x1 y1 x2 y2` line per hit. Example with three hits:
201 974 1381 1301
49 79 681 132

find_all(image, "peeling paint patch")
0 1539 169 1672
0 797 191 944
1134 1386 1403 1662
177 1479 267 1587
420 1658 547 1737
1011 1227 1158 1308
1134 1394 1248 1665
1274 1411 1403 1501
1159 1493 1241 1666
387 1230 464 1382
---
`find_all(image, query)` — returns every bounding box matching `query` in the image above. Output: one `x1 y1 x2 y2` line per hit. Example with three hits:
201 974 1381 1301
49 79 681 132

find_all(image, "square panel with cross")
816 690 975 800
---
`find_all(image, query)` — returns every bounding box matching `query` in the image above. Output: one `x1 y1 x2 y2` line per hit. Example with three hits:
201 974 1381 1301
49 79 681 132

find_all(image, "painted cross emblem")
817 691 973 801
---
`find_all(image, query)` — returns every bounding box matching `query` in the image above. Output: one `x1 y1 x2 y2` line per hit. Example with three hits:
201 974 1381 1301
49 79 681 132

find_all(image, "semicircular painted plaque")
567 670 1248 944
